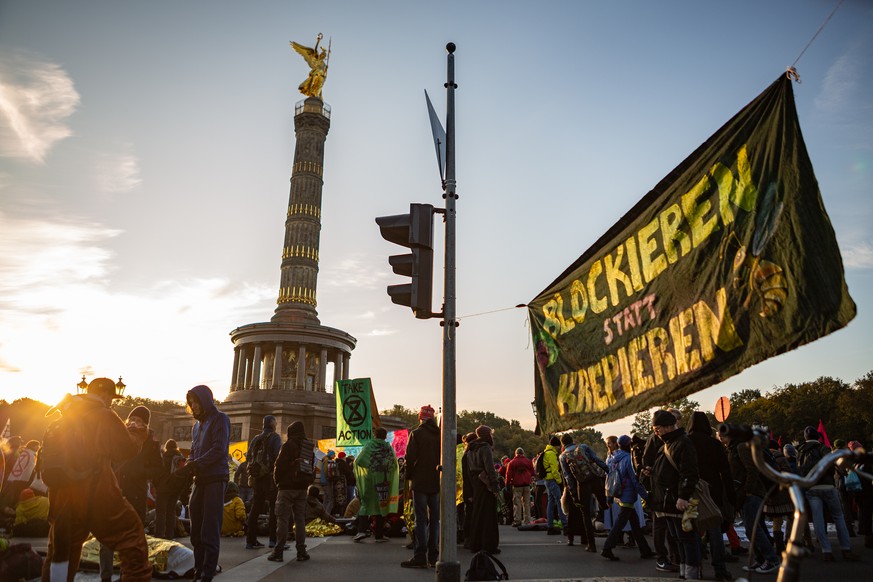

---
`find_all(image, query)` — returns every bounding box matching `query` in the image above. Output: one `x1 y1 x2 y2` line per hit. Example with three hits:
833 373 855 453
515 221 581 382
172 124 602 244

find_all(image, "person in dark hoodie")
648 409 701 581
268 421 315 563
687 411 735 582
175 385 230 582
245 415 282 550
401 404 441 569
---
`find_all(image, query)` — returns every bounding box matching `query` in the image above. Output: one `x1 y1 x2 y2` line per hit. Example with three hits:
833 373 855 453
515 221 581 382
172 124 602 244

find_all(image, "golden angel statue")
290 33 330 99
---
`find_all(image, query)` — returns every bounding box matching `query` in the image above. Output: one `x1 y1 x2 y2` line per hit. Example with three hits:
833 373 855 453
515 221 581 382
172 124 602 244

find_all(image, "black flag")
528 75 855 434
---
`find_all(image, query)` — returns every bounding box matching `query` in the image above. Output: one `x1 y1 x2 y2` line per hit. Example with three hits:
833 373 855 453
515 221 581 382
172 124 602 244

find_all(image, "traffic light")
375 203 435 319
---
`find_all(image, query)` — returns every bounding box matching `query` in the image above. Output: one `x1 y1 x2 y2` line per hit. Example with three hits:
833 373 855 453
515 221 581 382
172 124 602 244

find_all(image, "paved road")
30 523 868 581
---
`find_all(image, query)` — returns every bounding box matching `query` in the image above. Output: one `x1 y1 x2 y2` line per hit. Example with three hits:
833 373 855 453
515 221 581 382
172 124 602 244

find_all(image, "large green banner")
336 377 374 446
528 75 855 434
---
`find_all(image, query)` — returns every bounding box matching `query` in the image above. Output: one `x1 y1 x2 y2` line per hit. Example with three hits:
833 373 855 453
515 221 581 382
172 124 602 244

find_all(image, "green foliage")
728 374 873 444
729 389 763 409
380 404 419 428
457 410 510 436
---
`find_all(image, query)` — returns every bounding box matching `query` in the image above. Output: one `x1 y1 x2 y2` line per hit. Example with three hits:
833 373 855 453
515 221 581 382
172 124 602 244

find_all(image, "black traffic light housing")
376 203 435 319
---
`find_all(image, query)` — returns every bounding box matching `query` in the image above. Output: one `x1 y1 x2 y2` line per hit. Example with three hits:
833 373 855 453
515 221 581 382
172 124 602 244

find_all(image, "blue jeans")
806 487 852 553
413 491 440 563
743 494 779 563
545 480 567 528
190 480 227 581
665 516 701 567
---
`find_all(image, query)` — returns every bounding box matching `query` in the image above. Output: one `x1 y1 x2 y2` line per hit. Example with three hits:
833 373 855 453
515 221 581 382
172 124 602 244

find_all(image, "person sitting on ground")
12 488 50 537
221 482 247 537
305 485 338 526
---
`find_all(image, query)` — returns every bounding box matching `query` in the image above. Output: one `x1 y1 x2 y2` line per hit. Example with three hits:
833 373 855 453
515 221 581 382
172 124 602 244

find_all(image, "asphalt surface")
14 522 872 581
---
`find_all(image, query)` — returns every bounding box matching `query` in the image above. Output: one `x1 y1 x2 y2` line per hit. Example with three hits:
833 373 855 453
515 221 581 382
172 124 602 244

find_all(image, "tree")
729 389 762 410
457 410 510 437
380 404 419 428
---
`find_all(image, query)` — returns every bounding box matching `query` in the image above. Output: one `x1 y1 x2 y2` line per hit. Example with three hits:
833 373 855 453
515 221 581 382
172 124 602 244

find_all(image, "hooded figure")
180 385 230 582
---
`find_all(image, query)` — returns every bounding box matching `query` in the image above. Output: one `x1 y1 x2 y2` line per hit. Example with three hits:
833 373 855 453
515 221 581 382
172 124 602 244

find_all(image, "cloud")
0 211 120 302
842 242 873 269
97 150 142 193
0 51 80 163
0 212 276 403
364 328 397 337
815 51 858 113
320 255 389 289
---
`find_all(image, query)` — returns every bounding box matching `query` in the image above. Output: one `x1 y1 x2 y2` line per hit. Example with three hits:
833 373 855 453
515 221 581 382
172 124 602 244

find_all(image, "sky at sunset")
1 1 871 438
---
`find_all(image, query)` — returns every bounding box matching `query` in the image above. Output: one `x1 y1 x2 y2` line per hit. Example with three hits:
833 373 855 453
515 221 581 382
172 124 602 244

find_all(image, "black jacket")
649 427 699 513
273 422 314 491
248 427 282 485
405 419 441 494
687 412 735 507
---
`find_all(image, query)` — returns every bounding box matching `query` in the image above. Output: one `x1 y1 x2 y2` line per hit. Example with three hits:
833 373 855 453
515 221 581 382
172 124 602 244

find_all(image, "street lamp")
76 375 88 395
115 376 126 398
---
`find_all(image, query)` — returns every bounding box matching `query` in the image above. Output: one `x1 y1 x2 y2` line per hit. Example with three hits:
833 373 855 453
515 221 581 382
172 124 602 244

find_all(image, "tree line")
4 369 871 459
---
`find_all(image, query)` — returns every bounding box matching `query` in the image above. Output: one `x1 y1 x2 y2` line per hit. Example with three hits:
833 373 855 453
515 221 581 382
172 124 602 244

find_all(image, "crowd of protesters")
3 394 873 581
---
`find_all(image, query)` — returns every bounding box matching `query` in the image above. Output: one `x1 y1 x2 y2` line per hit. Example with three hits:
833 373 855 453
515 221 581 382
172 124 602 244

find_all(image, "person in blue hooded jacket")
176 385 230 582
600 435 655 561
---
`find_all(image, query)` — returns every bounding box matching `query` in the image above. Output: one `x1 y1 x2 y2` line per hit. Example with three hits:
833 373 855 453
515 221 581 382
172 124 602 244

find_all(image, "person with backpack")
559 434 607 550
244 415 282 550
154 439 187 539
600 435 655 562
173 384 231 582
268 421 315 563
41 377 152 582
543 435 567 535
318 450 340 516
797 426 859 562
506 447 534 526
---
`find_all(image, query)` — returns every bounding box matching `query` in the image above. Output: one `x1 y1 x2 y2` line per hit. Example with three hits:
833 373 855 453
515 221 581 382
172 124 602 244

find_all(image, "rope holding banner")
786 66 801 83
790 0 844 69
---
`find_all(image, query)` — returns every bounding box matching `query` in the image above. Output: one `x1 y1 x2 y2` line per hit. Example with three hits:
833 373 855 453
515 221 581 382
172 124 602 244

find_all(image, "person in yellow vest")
221 482 246 536
13 488 50 537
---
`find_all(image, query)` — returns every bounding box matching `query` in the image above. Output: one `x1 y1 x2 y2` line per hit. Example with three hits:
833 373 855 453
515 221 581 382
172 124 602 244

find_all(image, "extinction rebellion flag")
528 75 855 434
336 377 374 446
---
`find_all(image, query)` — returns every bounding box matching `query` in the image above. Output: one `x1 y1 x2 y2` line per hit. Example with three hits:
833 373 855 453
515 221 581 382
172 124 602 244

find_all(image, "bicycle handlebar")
717 423 860 488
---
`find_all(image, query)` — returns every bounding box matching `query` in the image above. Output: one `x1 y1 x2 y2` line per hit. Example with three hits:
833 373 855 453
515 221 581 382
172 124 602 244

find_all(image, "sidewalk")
14 522 871 581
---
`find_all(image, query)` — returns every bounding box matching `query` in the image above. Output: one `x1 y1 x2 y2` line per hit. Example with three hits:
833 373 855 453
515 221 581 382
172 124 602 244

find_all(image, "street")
22 522 868 582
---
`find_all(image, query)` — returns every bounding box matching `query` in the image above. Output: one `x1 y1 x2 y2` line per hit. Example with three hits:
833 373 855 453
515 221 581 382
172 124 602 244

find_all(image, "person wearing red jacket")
506 448 535 526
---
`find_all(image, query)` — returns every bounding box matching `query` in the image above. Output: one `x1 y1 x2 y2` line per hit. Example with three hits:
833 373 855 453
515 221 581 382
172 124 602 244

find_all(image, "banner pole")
436 41 460 582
